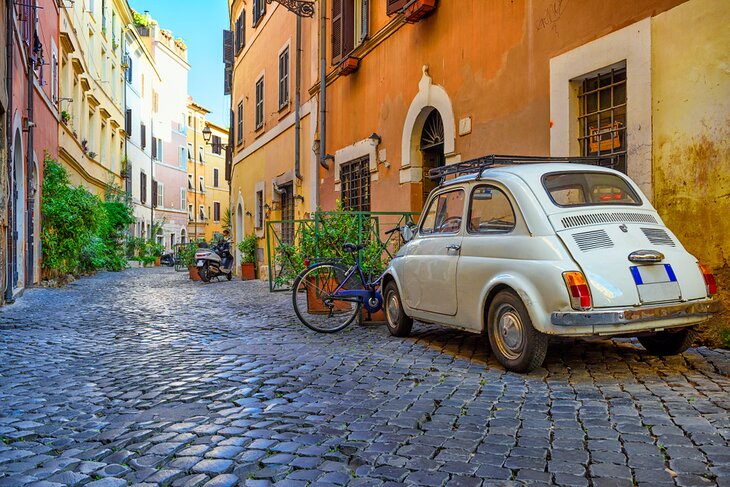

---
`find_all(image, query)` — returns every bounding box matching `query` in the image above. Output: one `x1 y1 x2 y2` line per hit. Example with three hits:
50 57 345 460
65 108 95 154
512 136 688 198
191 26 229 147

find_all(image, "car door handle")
446 244 461 252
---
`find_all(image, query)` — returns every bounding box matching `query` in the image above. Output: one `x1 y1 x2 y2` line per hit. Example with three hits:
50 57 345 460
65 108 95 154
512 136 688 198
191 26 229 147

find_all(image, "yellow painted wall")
651 0 730 341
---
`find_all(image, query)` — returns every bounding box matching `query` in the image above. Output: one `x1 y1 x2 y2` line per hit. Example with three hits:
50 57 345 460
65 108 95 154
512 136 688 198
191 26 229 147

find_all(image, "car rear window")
542 172 641 207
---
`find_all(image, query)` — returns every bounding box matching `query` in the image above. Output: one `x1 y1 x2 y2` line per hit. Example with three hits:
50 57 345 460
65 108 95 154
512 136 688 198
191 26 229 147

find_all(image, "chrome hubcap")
496 306 524 360
387 293 400 324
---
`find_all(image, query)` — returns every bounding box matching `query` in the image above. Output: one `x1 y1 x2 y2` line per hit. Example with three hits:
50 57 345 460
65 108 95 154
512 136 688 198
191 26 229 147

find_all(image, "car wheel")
384 281 413 337
487 290 548 373
638 328 696 356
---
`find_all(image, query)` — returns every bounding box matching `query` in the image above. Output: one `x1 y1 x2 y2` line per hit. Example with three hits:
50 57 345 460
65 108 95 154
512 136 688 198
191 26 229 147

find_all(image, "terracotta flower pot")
361 308 387 324
305 275 352 314
189 265 201 281
241 262 256 280
155 257 161 266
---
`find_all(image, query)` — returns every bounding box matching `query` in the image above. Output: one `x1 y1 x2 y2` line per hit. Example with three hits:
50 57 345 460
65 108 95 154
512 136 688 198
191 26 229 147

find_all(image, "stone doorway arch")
400 66 457 209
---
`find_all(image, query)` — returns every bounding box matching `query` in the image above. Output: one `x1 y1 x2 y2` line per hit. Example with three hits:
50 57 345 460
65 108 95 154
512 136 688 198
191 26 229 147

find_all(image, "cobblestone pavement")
0 268 729 487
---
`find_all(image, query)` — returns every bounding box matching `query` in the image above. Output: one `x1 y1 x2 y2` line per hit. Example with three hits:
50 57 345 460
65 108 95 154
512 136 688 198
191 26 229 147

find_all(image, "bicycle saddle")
342 243 365 253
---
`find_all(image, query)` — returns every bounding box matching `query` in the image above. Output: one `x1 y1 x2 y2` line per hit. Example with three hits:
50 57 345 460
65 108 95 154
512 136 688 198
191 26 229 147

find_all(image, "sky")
128 0 230 127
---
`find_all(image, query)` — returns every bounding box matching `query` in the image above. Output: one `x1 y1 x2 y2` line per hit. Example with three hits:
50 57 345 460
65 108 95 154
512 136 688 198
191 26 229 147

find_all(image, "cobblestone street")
0 268 728 487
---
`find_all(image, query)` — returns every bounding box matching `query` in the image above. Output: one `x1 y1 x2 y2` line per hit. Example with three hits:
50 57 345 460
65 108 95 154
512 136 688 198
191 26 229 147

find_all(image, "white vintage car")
381 156 720 372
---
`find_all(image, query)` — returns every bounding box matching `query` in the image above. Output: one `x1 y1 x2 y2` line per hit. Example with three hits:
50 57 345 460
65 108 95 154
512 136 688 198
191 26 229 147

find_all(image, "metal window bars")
427 154 620 185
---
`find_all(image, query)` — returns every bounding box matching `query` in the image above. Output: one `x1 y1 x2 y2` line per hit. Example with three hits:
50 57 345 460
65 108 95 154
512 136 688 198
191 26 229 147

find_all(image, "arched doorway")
12 130 24 289
420 109 445 204
180 228 187 244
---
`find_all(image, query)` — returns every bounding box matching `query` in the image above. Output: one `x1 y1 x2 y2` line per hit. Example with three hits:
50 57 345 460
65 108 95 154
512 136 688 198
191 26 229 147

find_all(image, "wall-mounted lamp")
264 203 271 211
293 194 305 203
202 125 212 143
368 132 381 145
245 210 252 217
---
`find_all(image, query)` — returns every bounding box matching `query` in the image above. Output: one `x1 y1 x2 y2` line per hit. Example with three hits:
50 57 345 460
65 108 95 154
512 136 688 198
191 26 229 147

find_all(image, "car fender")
381 262 417 316
479 273 553 333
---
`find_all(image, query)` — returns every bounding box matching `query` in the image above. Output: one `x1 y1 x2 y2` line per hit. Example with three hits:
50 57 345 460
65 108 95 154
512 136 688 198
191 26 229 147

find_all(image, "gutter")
5 0 14 302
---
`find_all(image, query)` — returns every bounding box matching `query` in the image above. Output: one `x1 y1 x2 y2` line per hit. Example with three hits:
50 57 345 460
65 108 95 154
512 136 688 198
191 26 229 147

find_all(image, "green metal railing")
266 211 419 292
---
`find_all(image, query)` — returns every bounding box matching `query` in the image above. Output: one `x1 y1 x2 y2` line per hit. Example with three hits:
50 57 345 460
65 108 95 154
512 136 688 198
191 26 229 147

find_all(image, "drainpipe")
293 15 302 181
5 0 14 302
26 9 36 288
318 0 328 171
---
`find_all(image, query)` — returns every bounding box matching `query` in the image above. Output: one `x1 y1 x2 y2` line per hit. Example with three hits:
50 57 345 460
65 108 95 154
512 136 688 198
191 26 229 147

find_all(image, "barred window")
340 157 370 211
255 190 264 229
578 67 627 173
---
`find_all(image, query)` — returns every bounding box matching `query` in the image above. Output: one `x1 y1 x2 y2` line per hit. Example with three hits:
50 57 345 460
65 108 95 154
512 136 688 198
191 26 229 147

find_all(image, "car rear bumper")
551 299 721 329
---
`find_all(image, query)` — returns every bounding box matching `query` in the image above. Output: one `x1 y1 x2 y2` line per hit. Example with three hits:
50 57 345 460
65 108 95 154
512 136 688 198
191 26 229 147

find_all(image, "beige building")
187 100 230 242
58 0 130 194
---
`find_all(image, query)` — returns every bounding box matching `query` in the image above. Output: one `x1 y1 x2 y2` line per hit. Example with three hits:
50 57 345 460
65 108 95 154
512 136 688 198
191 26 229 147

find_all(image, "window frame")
255 189 264 229
340 156 371 212
466 184 518 235
419 188 466 236
237 101 244 144
255 76 264 130
252 0 266 27
278 47 289 110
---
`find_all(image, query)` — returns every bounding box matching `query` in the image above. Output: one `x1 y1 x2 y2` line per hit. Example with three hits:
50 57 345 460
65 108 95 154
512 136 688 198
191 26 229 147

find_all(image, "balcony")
404 0 437 23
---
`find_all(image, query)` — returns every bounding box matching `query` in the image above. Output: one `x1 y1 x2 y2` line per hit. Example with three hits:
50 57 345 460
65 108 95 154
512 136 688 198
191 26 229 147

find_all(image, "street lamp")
202 125 212 143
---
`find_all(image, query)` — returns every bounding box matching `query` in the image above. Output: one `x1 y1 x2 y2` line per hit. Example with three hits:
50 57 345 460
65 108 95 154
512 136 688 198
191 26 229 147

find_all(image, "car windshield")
542 171 641 207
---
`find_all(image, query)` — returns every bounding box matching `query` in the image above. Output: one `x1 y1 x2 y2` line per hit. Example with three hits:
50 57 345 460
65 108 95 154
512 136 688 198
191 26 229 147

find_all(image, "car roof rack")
428 154 618 184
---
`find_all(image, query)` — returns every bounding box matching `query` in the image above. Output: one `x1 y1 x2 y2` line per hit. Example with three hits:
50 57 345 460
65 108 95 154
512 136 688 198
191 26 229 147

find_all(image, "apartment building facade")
202 120 230 241
7 0 60 295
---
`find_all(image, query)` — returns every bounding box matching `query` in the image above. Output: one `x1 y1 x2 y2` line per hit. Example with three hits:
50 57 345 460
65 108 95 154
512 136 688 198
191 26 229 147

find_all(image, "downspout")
26 9 36 287
123 29 129 200
293 15 302 181
5 0 14 302
318 0 328 171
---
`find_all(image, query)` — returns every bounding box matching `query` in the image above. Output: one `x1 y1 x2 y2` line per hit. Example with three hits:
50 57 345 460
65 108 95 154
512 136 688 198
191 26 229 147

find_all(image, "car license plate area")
631 264 681 304
197 260 204 266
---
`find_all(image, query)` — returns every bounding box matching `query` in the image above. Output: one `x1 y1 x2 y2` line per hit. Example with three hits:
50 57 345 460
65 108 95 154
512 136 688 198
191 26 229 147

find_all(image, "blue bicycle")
291 226 402 333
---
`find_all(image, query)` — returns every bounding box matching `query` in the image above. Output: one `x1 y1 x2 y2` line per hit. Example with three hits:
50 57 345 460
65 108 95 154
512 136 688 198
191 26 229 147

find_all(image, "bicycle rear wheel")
292 263 361 333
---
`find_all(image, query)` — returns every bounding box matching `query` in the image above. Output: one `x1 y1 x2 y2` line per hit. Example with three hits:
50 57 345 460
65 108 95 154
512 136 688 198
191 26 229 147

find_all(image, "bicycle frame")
310 261 387 313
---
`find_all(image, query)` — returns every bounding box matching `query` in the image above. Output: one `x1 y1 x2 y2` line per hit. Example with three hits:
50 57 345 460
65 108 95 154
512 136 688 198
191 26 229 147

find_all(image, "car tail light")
563 271 592 310
699 263 718 296
195 253 206 258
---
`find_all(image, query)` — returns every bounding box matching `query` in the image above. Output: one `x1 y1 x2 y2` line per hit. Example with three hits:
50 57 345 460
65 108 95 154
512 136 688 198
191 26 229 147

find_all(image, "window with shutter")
125 109 132 137
279 48 289 109
140 171 147 204
214 168 219 187
387 0 407 15
151 137 157 159
332 0 355 64
224 64 233 96
255 77 264 130
213 202 221 222
253 0 265 26
237 102 243 144
140 123 146 149
223 29 234 64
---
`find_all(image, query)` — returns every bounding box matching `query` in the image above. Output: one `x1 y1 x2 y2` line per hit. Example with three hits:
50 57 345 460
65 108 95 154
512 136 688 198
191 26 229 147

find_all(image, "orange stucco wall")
320 0 687 214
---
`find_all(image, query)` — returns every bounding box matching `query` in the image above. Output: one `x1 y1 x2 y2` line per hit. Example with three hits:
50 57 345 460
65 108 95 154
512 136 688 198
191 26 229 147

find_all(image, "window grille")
340 157 371 211
578 67 627 173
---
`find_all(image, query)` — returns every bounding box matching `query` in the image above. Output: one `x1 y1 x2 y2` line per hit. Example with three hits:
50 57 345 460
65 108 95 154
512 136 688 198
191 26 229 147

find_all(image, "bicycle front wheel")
292 263 361 333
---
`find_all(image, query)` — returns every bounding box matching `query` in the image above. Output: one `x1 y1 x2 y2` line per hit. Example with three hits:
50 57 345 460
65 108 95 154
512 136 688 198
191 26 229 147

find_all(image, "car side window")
421 190 465 235
468 185 516 234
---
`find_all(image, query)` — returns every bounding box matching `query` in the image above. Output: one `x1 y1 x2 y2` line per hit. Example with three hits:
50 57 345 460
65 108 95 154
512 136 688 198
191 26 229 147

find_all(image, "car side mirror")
401 224 416 242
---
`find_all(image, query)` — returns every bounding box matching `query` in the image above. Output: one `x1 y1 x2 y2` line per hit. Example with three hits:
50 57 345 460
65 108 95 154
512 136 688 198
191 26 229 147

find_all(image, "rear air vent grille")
572 229 614 252
641 227 675 247
561 212 657 229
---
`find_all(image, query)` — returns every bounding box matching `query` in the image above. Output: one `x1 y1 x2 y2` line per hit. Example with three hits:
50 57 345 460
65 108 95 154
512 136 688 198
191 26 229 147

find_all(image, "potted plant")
146 241 164 266
177 243 199 280
237 234 257 280
61 110 70 124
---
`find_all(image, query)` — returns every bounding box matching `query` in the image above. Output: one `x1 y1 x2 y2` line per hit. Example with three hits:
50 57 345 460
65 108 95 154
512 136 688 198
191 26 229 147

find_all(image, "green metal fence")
266 211 419 292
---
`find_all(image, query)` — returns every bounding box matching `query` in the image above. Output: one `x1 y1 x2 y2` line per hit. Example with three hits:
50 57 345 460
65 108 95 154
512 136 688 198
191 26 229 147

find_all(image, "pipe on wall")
5 0 14 302
318 0 328 171
294 15 302 181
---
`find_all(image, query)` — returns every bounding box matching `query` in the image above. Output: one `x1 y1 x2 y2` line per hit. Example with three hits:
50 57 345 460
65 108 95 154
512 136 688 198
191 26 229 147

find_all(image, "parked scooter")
195 238 234 282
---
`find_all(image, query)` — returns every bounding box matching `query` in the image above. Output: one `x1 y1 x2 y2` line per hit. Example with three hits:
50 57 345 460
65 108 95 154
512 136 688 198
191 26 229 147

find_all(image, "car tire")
638 328 696 356
384 281 413 337
487 290 548 373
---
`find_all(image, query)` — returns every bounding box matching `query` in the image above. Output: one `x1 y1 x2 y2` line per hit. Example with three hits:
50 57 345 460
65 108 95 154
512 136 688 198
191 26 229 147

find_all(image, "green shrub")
42 158 134 277
237 235 257 264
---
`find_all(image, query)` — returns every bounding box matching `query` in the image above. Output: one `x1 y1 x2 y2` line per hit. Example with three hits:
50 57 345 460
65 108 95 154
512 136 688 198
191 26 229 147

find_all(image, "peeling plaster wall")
652 0 730 269
651 0 730 341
